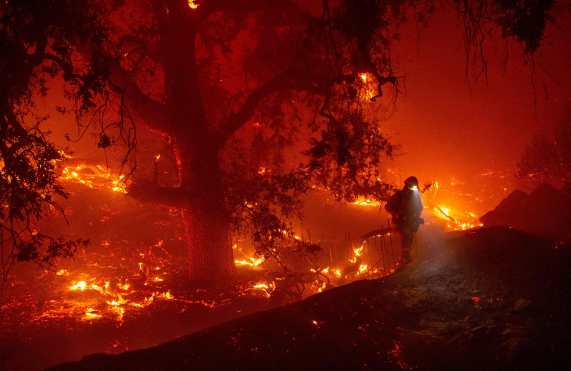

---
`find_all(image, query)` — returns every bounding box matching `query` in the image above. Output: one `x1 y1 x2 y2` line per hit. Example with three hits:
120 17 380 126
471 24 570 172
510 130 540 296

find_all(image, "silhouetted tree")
0 0 555 284
518 113 571 186
0 1 100 286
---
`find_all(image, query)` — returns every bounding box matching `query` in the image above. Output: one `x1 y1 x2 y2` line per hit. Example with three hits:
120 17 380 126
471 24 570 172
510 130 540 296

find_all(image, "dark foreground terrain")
52 227 571 371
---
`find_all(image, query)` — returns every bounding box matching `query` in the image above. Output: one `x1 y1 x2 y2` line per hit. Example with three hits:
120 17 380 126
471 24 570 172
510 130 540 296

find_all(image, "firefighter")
385 176 424 264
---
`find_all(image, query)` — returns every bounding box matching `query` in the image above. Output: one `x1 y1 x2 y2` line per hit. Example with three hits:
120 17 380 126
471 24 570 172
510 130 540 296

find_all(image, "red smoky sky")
384 5 571 182
40 3 571 189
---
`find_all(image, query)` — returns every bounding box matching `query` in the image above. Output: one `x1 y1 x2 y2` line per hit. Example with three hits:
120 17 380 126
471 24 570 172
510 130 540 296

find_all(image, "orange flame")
60 164 127 193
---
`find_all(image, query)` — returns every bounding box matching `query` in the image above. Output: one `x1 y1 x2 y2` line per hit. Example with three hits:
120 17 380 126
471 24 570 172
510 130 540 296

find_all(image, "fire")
29 223 230 324
349 244 365 264
188 0 199 9
357 264 369 275
83 307 102 321
60 164 127 193
432 204 483 231
358 72 376 101
235 256 265 268
257 166 268 175
69 280 87 291
233 243 267 269
248 281 276 298
350 178 486 232
352 197 381 207
158 291 174 300
313 267 330 274
33 265 180 323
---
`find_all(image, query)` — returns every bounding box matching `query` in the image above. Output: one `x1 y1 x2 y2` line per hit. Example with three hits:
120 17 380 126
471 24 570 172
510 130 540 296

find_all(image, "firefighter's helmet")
404 176 419 190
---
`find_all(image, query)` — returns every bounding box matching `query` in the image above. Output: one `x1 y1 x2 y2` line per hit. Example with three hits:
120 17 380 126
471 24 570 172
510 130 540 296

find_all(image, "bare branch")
107 59 170 134
220 69 318 141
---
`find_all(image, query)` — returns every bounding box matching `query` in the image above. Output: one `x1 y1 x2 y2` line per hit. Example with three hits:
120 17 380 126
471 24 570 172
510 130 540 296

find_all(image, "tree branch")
73 39 170 134
107 59 170 135
220 69 318 141
127 180 196 209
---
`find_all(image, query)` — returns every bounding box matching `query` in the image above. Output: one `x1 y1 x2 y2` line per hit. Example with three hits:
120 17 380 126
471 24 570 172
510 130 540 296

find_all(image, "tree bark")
149 2 236 284
183 198 235 283
180 145 235 283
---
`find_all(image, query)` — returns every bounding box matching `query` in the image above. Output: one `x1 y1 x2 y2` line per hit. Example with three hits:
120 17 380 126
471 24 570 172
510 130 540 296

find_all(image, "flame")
83 307 102 321
188 0 199 9
248 281 276 298
431 204 483 231
48 268 179 323
350 178 484 232
358 72 376 101
56 269 69 276
349 244 365 264
233 243 267 269
158 291 174 300
60 164 127 194
69 280 87 291
352 197 381 207
235 256 265 268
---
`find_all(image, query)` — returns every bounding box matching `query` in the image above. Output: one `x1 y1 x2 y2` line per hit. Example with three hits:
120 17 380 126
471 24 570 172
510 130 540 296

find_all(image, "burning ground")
0 159 502 370
50 226 571 371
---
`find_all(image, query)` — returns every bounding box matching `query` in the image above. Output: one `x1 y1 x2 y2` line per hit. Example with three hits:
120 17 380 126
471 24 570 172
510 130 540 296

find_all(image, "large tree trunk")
180 143 235 283
158 2 235 283
183 202 235 283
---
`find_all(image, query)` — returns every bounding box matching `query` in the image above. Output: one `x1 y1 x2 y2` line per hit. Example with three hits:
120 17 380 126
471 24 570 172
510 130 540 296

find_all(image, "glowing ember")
315 280 327 293
83 307 102 321
358 72 376 100
257 166 268 175
248 281 276 298
235 256 266 268
233 244 267 269
349 244 365 264
432 205 483 231
357 264 369 275
352 197 381 207
60 164 127 193
69 280 87 291
65 278 175 322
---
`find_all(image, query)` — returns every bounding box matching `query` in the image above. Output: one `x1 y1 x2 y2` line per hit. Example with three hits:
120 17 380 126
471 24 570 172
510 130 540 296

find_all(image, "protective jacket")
385 188 423 232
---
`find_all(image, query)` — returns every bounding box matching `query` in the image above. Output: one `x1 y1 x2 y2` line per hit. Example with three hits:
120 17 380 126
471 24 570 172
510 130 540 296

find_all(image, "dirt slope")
481 184 571 241
51 227 571 371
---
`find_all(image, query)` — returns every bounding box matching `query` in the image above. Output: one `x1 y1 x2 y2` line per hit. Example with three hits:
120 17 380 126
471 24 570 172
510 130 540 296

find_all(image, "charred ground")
52 226 571 371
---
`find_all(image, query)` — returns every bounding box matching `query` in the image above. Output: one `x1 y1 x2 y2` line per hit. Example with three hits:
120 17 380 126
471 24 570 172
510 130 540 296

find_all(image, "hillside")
481 184 571 241
52 227 571 371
